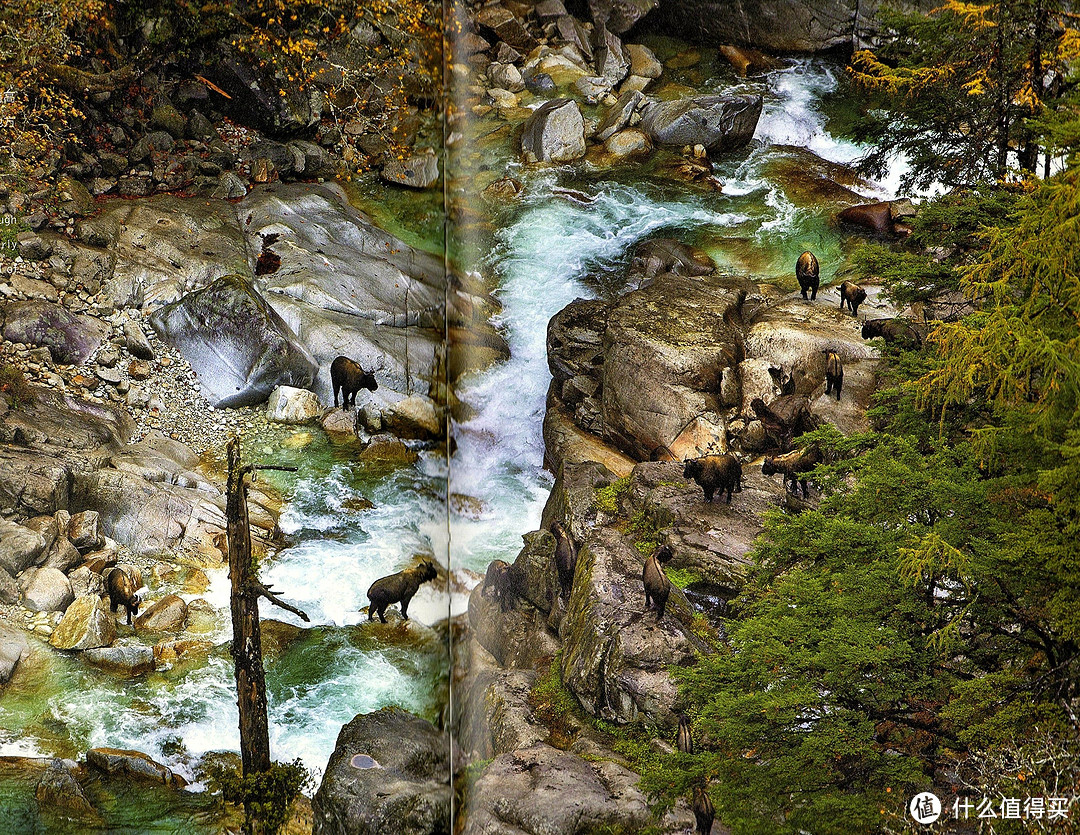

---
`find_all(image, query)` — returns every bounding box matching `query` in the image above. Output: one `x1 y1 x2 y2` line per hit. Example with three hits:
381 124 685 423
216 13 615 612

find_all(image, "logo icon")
910 792 942 824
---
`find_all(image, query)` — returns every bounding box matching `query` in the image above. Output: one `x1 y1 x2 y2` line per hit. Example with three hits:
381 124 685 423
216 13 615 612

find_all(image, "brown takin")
796 250 819 300
822 350 843 401
331 355 378 410
551 521 578 601
367 560 438 623
693 786 715 835
105 565 144 625
683 454 742 504
762 444 823 499
838 280 867 316
643 543 675 620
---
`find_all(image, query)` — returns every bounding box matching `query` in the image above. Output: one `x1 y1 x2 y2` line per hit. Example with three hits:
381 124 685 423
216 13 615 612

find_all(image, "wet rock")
267 385 323 424
36 759 95 815
68 510 105 554
68 566 106 598
312 706 451 835
641 94 763 153
0 520 47 578
21 566 73 612
596 89 645 141
838 200 896 235
149 274 318 408
381 395 442 440
524 70 557 94
626 43 662 78
522 99 586 163
82 645 155 676
604 128 651 158
718 44 779 75
152 638 214 668
483 177 523 200
357 434 419 466
322 409 358 436
86 748 186 788
133 594 189 632
0 623 29 683
0 301 110 365
123 318 155 360
380 151 440 189
50 594 117 650
486 87 519 109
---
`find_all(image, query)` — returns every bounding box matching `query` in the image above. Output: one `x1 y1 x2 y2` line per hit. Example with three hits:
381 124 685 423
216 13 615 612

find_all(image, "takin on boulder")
683 454 742 504
838 280 867 316
643 543 675 620
796 250 820 301
551 521 578 601
104 565 144 625
331 355 378 410
366 559 438 623
762 444 823 499
822 350 843 401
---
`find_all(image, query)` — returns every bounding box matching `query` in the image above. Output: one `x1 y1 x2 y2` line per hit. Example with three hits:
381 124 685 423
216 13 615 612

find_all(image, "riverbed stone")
312 706 451 835
380 151 440 190
36 759 95 815
42 538 82 573
522 99 586 163
0 520 47 578
22 567 74 612
596 89 645 141
68 566 106 598
50 594 117 650
134 594 189 632
266 385 323 424
641 94 763 153
86 747 186 788
149 274 318 408
0 301 110 365
626 43 662 78
0 623 29 683
67 510 105 554
82 645 156 676
604 128 651 157
381 395 442 440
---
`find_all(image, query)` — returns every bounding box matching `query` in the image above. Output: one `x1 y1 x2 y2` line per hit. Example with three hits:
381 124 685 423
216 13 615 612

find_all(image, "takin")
683 454 742 504
331 355 378 410
643 543 675 620
838 280 867 316
551 521 578 601
105 565 143 625
750 395 817 452
481 559 516 612
861 318 923 350
693 786 715 835
822 350 843 401
796 250 820 301
762 444 823 499
677 714 694 755
366 560 438 623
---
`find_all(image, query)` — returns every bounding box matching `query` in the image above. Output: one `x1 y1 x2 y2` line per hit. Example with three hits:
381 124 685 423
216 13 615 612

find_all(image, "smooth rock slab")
0 623 29 683
86 748 186 788
22 567 73 612
0 301 110 365
380 152 440 189
134 594 189 632
0 520 47 578
82 645 155 676
50 594 117 650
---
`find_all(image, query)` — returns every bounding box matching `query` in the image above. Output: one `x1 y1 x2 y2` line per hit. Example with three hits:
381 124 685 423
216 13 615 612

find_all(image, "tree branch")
255 582 310 622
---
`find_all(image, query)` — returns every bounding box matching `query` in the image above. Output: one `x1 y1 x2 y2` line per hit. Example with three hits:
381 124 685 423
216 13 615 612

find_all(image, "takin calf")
551 521 578 601
105 565 144 625
643 543 675 620
822 350 843 401
796 250 820 300
838 280 867 316
683 454 742 504
750 395 816 452
331 355 378 410
367 560 438 623
861 318 923 350
762 444 823 499
481 559 517 612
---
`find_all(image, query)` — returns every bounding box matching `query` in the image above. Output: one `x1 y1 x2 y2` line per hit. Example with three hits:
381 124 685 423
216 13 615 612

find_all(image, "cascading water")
0 53 897 804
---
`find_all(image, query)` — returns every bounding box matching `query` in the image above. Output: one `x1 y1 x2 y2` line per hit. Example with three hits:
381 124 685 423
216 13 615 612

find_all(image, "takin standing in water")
677 714 694 755
551 521 578 601
105 565 143 625
693 786 715 835
822 350 843 401
762 444 823 499
683 453 742 504
331 355 378 410
366 560 438 623
643 543 675 620
838 280 867 316
796 250 819 301
481 559 516 612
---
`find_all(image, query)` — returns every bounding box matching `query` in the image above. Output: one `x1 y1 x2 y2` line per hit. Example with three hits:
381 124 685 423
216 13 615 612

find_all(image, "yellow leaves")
850 49 956 98
962 69 988 97
938 0 995 30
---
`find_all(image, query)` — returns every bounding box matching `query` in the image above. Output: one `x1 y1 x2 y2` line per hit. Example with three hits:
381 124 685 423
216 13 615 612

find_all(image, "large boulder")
586 0 658 34
82 645 156 676
86 747 186 788
0 623 29 684
312 707 451 835
561 527 700 725
50 594 117 650
266 385 323 424
35 759 95 816
521 99 587 164
0 520 47 578
149 274 318 408
133 594 189 632
21 566 74 612
641 94 763 153
0 301 110 365
67 510 105 554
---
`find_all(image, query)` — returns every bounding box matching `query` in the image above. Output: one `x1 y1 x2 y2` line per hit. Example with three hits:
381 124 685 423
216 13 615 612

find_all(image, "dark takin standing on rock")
643 543 674 620
762 444 824 499
551 521 578 601
823 350 843 401
105 566 143 626
796 250 820 301
481 559 516 612
838 280 867 316
366 560 438 623
693 786 715 835
331 355 378 410
861 317 924 350
683 453 742 504
750 395 816 452
677 714 694 755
